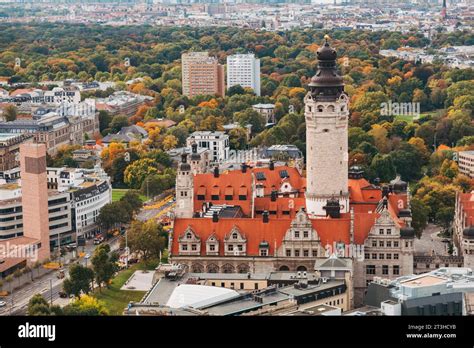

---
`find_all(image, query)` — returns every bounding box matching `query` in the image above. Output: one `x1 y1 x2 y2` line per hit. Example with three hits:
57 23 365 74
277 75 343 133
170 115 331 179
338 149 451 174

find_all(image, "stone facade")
353 209 414 306
304 89 350 217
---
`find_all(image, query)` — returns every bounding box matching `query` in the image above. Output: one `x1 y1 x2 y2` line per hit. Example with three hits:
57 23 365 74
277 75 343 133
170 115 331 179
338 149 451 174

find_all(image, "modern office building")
227 54 261 96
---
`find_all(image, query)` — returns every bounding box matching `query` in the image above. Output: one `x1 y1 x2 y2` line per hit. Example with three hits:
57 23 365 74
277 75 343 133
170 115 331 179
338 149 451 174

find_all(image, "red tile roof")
172 166 405 258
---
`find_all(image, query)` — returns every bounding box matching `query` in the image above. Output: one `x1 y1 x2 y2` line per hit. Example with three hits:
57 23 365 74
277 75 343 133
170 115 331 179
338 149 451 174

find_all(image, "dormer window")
232 233 238 239
186 233 192 239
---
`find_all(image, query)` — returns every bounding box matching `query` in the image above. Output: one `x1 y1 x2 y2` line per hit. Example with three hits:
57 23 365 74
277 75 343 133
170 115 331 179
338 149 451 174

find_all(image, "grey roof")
315 255 351 270
403 292 463 309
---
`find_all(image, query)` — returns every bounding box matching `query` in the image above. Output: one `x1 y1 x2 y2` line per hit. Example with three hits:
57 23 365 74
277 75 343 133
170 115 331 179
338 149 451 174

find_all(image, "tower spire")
304 38 349 218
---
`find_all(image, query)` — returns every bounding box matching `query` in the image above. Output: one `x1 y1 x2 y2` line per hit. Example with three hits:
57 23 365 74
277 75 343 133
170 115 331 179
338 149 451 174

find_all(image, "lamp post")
125 228 129 269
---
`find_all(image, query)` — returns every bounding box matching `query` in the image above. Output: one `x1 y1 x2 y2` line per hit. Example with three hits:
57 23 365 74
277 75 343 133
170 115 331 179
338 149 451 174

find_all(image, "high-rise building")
227 54 261 96
19 143 50 261
304 36 349 217
181 52 225 98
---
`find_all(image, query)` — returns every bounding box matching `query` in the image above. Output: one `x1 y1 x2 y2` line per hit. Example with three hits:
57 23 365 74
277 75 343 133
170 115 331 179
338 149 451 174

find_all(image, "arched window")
191 263 204 273
207 264 219 273
222 263 235 273
279 265 290 271
317 105 324 112
327 105 335 112
237 264 250 273
296 265 307 272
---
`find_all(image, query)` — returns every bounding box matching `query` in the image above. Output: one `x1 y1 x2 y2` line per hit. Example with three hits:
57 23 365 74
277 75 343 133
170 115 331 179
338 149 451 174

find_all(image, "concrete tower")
441 0 447 20
305 36 349 217
175 153 194 218
20 143 51 261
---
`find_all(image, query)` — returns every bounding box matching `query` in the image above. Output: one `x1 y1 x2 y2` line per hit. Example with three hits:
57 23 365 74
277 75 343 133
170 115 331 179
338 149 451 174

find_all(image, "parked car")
58 291 68 298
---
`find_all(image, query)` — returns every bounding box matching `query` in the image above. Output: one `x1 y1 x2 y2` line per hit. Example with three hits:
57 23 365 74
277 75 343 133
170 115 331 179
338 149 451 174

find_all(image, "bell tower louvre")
304 36 350 217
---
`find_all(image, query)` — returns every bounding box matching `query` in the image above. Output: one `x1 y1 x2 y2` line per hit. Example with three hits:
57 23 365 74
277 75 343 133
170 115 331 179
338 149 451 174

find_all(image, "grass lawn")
112 189 147 203
93 263 153 315
394 110 442 123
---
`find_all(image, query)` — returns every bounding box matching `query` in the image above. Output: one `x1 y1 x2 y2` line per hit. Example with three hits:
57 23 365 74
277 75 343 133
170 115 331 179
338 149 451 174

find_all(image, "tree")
127 220 166 264
162 134 178 150
27 294 52 316
234 109 266 134
63 295 108 316
124 158 160 189
120 190 143 214
228 127 248 150
3 105 17 122
109 115 129 133
97 201 132 230
98 110 112 134
227 85 245 96
410 198 429 238
91 244 118 291
435 206 454 232
63 264 94 298
369 154 396 182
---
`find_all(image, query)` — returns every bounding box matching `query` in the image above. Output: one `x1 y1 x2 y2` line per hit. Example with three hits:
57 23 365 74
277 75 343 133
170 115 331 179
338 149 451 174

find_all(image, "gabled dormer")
206 233 219 256
178 226 201 256
224 225 247 256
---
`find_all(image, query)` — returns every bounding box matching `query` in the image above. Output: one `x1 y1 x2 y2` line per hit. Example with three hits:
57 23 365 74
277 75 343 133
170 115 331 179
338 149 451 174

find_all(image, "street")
413 223 449 256
0 235 121 316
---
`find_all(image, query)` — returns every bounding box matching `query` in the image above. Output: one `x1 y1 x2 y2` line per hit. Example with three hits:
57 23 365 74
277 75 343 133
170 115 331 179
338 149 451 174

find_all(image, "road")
137 195 175 222
0 236 121 316
0 193 172 316
413 223 449 256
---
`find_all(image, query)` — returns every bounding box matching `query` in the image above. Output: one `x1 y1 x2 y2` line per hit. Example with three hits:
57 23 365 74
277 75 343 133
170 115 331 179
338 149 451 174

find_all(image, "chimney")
181 152 187 163
270 190 277 202
191 142 197 154
263 210 269 223
212 210 219 222
213 166 219 178
382 185 390 198
241 163 247 173
269 160 274 171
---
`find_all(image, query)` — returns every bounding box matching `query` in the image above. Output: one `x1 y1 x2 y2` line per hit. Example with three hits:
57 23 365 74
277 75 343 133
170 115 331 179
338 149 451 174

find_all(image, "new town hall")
169 39 418 305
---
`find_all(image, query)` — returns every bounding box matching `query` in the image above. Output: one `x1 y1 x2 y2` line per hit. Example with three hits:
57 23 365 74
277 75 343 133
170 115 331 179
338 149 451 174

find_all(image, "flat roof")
400 275 448 288
166 284 240 309
278 280 345 297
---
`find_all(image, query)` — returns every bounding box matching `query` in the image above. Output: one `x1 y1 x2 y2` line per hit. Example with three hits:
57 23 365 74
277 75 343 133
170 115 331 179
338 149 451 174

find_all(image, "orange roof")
171 209 389 257
348 178 381 203
10 88 35 96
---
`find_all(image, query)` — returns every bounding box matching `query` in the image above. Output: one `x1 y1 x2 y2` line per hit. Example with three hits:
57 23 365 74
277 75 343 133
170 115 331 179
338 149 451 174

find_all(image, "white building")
226 54 261 96
458 151 474 178
186 131 230 163
47 165 112 239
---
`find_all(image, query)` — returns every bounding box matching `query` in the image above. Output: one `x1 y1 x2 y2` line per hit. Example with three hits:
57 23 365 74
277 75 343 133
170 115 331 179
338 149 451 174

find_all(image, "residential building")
186 131 229 163
0 104 99 156
457 150 474 178
227 53 261 96
252 103 275 125
181 52 225 98
95 91 153 117
0 133 34 172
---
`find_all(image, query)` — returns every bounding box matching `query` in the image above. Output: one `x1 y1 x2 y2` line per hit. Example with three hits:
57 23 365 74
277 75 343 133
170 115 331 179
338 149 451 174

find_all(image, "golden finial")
324 34 330 43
